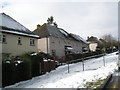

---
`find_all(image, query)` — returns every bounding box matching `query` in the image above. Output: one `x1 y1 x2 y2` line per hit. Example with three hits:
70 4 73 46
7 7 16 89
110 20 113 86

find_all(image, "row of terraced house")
0 13 90 58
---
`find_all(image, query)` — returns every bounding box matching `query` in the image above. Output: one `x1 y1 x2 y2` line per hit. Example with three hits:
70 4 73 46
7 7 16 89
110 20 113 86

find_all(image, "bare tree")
101 34 118 52
47 16 58 27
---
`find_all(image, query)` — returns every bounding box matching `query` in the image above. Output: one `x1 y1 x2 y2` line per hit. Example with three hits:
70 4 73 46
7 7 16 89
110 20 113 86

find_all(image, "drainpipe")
46 37 49 54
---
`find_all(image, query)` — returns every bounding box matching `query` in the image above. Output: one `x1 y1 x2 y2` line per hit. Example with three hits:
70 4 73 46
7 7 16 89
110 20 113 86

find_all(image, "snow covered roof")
0 13 39 38
33 23 68 38
59 28 69 37
70 33 89 44
33 23 88 43
1 30 39 38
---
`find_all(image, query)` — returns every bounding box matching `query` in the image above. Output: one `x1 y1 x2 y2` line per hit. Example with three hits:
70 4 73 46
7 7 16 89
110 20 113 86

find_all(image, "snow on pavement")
5 52 118 88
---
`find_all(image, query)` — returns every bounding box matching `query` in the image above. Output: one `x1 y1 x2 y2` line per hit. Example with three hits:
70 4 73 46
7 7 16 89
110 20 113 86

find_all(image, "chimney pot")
37 24 40 29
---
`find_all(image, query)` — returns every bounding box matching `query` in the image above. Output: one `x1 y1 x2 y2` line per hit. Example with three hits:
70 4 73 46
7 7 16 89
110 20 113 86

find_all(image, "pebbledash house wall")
38 37 49 54
38 36 89 57
49 37 89 57
2 33 38 56
89 43 97 52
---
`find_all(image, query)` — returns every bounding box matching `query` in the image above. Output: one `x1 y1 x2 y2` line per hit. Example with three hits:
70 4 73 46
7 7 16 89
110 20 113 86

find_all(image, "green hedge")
2 52 55 87
66 51 103 60
2 57 31 87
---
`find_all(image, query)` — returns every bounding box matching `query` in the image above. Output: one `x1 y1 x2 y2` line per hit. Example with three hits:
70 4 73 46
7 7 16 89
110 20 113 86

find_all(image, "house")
33 23 89 57
89 43 98 52
87 36 99 52
0 13 39 56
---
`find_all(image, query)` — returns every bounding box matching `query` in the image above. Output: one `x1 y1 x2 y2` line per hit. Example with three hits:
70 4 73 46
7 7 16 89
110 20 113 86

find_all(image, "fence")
66 53 106 73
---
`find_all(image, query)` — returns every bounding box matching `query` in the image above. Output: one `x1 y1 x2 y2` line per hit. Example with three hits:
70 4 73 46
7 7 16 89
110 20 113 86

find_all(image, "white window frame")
0 35 7 43
2 35 7 43
30 39 35 46
18 37 22 45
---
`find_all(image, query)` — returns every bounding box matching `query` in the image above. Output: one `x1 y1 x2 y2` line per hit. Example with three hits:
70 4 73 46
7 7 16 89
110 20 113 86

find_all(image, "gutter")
1 30 39 38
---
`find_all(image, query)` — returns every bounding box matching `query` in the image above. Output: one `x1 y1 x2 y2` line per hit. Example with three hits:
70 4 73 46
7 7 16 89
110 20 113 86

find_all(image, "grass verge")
84 79 105 89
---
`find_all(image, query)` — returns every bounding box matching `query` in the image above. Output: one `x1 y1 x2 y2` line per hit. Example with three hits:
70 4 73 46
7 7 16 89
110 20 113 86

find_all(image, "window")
18 37 22 45
52 41 55 43
65 46 73 55
52 50 56 56
0 35 7 43
3 35 7 43
82 47 88 53
30 39 35 46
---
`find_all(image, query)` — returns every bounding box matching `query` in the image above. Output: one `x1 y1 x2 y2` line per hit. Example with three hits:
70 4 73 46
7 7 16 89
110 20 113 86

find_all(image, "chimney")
87 36 89 40
37 24 41 29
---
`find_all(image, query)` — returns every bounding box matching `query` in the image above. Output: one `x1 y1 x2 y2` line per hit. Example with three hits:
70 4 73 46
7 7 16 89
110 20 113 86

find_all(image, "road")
104 71 120 89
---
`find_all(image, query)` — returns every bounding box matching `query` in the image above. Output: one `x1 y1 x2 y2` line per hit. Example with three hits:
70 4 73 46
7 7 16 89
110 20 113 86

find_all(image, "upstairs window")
30 39 35 46
0 35 7 43
18 37 22 45
2 35 7 43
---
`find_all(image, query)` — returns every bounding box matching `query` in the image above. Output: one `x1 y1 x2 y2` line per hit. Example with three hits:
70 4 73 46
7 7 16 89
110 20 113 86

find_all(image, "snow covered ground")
4 52 118 88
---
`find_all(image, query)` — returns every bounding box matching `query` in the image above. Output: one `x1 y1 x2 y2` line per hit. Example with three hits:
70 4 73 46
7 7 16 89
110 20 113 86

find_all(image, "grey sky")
0 0 118 39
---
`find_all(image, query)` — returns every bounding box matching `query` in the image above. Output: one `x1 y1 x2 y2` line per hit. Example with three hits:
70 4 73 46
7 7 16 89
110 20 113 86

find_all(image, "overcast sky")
0 0 118 39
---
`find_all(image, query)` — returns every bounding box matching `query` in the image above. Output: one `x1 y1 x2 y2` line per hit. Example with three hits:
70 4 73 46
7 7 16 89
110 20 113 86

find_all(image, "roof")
33 23 88 44
33 23 71 39
70 33 89 44
0 13 39 38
